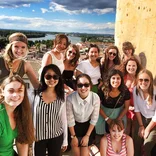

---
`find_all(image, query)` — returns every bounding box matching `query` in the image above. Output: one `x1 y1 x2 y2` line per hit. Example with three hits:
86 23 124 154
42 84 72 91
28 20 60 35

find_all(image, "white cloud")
32 10 35 12
49 2 114 15
0 15 114 34
41 8 50 14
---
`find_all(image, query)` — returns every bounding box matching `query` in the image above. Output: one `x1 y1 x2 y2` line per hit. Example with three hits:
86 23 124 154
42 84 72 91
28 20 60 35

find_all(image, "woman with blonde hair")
0 32 39 89
133 69 156 156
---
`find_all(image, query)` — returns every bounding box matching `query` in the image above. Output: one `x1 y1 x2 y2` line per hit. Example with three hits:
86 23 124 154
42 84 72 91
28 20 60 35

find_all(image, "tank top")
0 57 25 84
47 51 64 74
106 133 127 156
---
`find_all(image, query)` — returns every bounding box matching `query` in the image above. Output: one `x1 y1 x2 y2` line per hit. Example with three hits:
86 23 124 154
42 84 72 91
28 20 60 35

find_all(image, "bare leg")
80 147 89 156
72 146 80 156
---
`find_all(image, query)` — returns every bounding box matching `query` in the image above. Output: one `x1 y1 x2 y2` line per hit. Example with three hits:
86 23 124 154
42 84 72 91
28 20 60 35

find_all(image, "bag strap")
108 94 122 117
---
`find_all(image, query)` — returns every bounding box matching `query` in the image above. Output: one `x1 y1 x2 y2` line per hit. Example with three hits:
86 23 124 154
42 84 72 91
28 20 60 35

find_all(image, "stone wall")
115 0 156 82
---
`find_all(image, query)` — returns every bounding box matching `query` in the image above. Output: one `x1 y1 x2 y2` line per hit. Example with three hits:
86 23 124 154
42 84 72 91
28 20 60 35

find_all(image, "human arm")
60 101 68 151
75 69 83 77
117 99 130 120
144 120 156 139
16 141 28 156
100 135 107 156
69 126 79 147
126 135 134 156
24 61 40 89
81 124 95 146
135 112 145 138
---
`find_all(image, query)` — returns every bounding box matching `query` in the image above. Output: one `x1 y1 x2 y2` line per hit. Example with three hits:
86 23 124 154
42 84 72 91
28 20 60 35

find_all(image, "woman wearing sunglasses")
29 64 67 156
133 69 156 156
75 44 101 93
100 45 121 83
66 74 100 156
62 44 80 93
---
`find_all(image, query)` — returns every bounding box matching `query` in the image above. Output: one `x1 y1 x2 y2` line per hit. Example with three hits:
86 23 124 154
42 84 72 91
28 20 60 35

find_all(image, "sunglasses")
139 78 150 83
44 74 59 80
77 83 90 88
68 50 76 56
108 52 116 56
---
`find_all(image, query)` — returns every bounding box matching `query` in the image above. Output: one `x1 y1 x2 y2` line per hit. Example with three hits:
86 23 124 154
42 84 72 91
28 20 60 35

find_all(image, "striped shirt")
106 134 127 156
35 95 64 141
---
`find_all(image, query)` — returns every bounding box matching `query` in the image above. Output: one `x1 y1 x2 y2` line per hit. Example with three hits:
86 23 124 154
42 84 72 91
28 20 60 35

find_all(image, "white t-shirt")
133 86 156 122
76 60 101 85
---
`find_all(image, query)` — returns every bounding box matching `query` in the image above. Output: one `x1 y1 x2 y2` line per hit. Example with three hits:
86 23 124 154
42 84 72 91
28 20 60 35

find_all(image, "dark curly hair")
102 69 125 98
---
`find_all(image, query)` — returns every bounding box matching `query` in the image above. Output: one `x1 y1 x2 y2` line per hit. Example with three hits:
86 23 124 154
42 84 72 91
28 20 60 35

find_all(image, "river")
28 34 81 44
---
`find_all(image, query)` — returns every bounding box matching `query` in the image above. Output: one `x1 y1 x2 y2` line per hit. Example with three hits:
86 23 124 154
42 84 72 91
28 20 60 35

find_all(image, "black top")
62 70 75 90
99 87 130 108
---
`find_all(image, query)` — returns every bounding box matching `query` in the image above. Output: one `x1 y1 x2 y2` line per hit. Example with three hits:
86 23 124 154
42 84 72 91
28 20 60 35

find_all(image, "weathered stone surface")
115 0 156 83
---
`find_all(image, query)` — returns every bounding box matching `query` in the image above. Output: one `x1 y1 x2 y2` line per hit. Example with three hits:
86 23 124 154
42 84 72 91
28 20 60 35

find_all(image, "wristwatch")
71 135 76 139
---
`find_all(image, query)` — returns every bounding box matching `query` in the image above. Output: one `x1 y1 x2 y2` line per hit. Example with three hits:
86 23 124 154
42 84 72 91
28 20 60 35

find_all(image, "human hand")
144 128 150 139
107 118 112 125
71 137 78 147
61 146 67 152
129 106 134 111
80 135 89 147
138 126 145 138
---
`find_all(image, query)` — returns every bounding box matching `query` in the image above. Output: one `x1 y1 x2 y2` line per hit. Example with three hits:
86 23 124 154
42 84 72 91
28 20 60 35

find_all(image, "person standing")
29 64 67 156
0 32 39 89
133 69 156 156
39 34 69 75
0 75 35 156
75 44 101 93
67 74 100 156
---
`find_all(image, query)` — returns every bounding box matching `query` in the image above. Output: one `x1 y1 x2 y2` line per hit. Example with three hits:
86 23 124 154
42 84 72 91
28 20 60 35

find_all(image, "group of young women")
0 32 156 156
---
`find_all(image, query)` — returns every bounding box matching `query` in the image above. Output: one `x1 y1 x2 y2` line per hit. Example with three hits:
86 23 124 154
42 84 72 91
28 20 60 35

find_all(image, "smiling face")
108 48 117 61
11 41 27 59
126 60 137 75
110 124 124 141
66 47 77 60
44 69 59 88
77 77 91 99
88 47 99 61
138 73 150 92
2 81 25 109
55 38 67 52
110 74 121 89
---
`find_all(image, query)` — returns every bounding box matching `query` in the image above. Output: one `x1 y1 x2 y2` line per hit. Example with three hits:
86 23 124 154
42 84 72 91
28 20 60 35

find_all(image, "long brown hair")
0 75 35 144
136 69 154 105
64 44 80 66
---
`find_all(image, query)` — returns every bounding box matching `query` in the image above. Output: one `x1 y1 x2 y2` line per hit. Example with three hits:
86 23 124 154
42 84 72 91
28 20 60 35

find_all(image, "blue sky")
0 0 117 34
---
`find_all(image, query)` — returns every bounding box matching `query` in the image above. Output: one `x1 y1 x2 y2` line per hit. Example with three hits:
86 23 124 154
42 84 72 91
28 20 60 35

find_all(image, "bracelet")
139 125 144 127
105 117 109 121
71 135 76 139
85 134 90 137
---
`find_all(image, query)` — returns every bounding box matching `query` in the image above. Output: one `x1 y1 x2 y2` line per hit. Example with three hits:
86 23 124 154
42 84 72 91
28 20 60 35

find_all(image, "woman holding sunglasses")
75 44 101 93
29 64 67 156
100 45 121 83
66 74 100 156
62 44 80 92
133 69 156 156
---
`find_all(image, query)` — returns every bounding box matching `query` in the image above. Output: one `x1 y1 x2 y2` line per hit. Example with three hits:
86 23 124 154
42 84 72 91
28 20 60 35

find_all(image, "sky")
0 0 117 34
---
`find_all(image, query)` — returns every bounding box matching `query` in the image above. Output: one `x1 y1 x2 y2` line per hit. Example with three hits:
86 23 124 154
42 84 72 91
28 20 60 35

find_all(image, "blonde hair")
136 69 154 105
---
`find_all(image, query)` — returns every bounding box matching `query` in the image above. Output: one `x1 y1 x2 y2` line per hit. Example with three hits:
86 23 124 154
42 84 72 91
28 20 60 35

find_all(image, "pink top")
106 134 127 156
